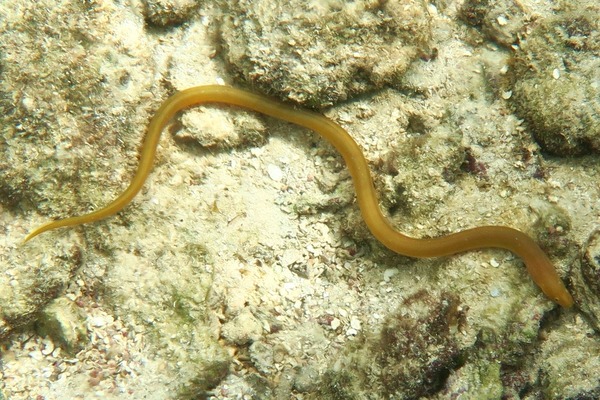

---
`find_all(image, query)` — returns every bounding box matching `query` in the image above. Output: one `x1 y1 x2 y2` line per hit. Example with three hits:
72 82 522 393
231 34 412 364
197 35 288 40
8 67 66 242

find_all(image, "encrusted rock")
36 297 87 354
221 308 264 345
0 240 81 341
315 291 465 399
571 228 600 332
509 7 600 155
141 0 200 27
220 0 433 107
458 0 528 47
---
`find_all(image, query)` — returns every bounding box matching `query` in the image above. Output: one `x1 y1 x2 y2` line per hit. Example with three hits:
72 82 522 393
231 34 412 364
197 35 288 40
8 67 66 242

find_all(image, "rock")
571 228 600 332
536 315 600 399
221 308 264 345
458 0 528 47
35 297 87 354
141 0 200 27
509 7 600 155
0 239 81 341
220 0 433 107
315 291 466 399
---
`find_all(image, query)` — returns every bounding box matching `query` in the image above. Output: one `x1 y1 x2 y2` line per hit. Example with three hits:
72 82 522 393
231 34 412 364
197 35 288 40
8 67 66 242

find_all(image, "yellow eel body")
24 85 574 307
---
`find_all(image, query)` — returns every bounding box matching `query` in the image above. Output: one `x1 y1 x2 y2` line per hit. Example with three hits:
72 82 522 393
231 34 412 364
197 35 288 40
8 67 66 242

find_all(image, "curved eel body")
24 85 574 307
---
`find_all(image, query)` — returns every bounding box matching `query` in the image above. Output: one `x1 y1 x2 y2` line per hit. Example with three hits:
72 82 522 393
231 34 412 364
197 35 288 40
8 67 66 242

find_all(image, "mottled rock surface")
1 0 598 398
220 0 433 107
509 6 600 155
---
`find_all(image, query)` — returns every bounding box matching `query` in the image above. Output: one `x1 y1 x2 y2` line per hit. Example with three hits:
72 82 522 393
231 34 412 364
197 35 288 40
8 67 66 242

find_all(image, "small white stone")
497 15 508 26
548 179 562 189
330 318 341 330
90 315 113 327
552 68 560 79
350 317 361 330
280 249 303 267
501 90 512 100
29 350 44 361
346 328 358 336
21 95 35 111
490 258 500 268
267 164 283 181
41 340 55 356
383 268 399 282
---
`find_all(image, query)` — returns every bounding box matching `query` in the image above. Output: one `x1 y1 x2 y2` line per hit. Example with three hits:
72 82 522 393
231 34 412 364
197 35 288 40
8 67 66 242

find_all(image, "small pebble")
267 164 283 181
383 268 399 282
330 318 341 330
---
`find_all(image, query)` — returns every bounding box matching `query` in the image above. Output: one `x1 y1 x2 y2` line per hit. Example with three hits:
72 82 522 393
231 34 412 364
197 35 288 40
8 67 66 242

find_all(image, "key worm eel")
24 85 574 307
